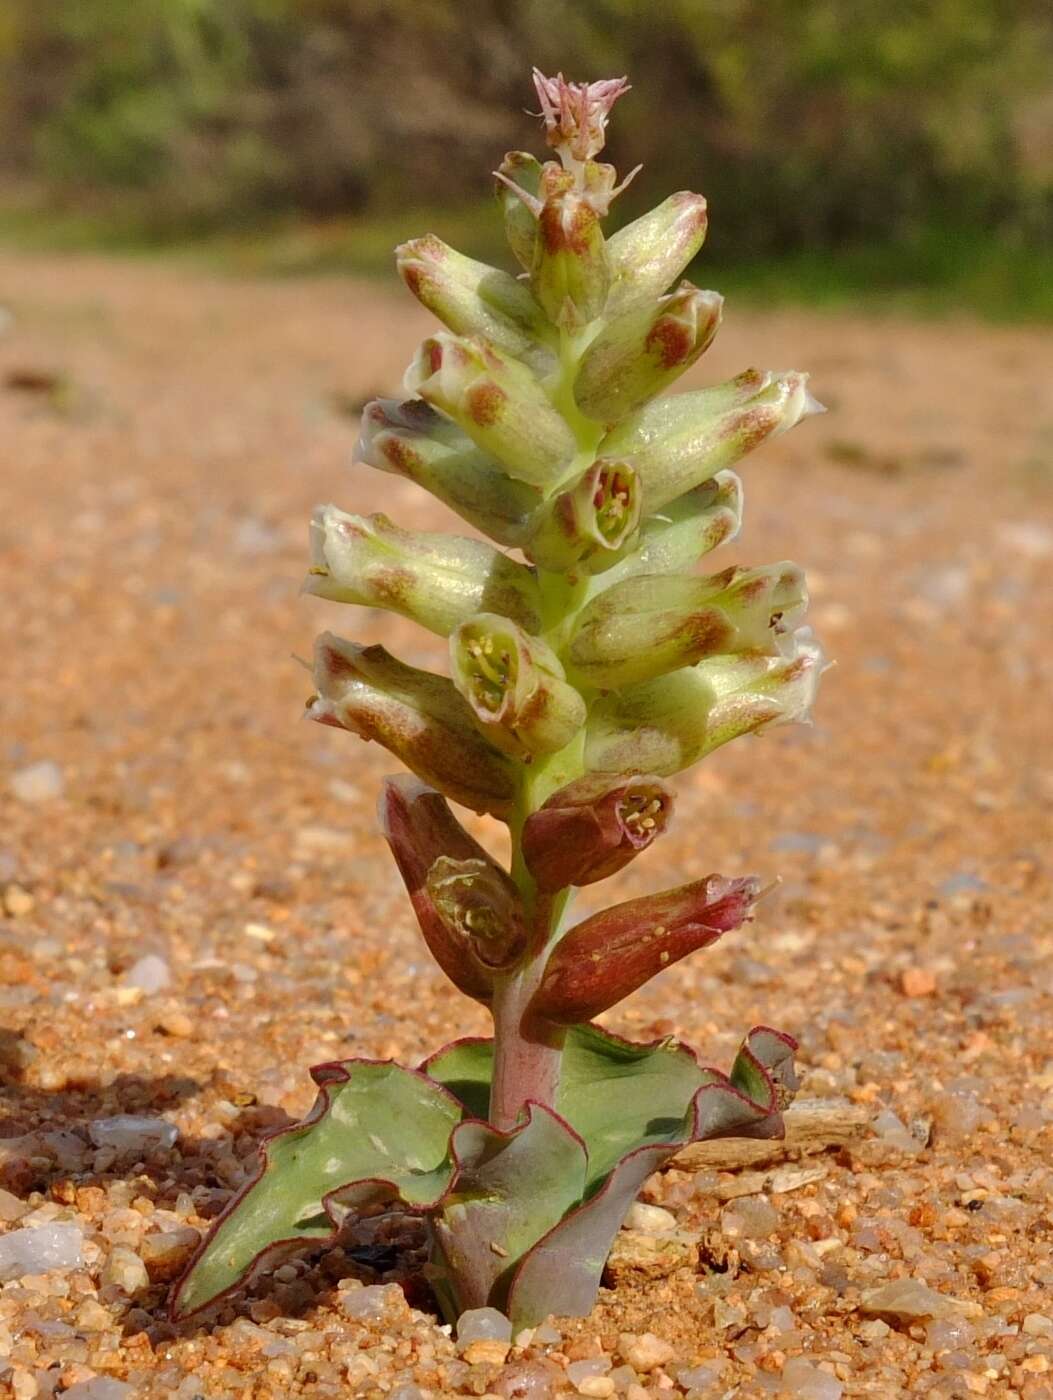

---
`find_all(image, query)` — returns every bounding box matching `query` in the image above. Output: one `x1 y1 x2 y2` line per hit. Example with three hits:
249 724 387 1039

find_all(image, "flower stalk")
174 66 826 1332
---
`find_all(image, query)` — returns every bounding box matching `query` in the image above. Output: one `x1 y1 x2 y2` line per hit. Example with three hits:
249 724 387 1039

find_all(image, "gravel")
1 249 1051 1396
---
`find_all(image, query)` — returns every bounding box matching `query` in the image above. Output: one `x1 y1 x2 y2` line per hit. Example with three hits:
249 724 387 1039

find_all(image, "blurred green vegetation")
1 0 1051 318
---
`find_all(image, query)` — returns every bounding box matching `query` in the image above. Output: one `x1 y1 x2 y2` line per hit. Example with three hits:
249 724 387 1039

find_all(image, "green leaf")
556 1024 711 1189
172 1059 463 1318
421 1037 493 1120
432 1103 588 1317
506 1025 797 1327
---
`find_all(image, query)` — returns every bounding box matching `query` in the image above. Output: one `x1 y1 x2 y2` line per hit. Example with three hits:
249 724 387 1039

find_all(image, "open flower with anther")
173 67 827 1330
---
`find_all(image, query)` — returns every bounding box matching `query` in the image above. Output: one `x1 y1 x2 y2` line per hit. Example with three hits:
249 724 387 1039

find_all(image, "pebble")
871 1108 922 1155
575 1379 614 1398
121 953 171 994
102 1245 150 1294
62 1382 133 1400
9 760 64 803
338 1282 399 1319
139 1227 201 1282
930 1089 982 1142
0 1186 29 1222
781 1358 844 1399
461 1338 512 1365
900 966 937 997
860 1278 962 1321
720 1195 779 1239
89 1115 178 1155
1023 1314 1053 1338
2 883 34 917
457 1306 513 1343
620 1332 675 1372
157 1009 194 1037
0 1222 83 1280
678 1359 726 1389
623 1202 676 1234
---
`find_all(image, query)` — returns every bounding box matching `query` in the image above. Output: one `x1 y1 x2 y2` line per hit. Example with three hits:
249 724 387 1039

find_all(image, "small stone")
620 1332 675 1372
121 954 170 994
858 1319 891 1341
3 884 34 917
871 1108 922 1155
461 1338 512 1365
576 1380 615 1398
102 1245 150 1294
139 1226 201 1282
624 1202 676 1234
389 1387 425 1400
11 1370 37 1400
157 1009 194 1038
493 1358 565 1397
861 1278 962 1322
678 1360 726 1389
567 1359 612 1385
926 1315 975 1351
10 761 64 803
1023 1314 1053 1338
0 1221 83 1280
62 1383 133 1400
720 1195 779 1239
0 1186 29 1222
458 1306 513 1344
88 1115 178 1156
781 1358 843 1399
900 967 937 997
338 1282 399 1319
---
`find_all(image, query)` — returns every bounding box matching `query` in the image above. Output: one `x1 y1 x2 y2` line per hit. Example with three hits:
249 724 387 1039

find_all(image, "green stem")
487 324 604 1129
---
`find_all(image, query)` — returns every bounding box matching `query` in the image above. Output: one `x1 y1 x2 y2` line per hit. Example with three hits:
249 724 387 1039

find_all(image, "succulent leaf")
172 1060 463 1319
430 1103 588 1316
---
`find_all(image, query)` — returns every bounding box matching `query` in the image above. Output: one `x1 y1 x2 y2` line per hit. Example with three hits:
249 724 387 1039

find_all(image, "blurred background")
2 0 1052 317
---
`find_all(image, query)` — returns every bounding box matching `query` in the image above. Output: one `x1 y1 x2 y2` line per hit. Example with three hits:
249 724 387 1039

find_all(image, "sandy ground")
1 247 1052 1398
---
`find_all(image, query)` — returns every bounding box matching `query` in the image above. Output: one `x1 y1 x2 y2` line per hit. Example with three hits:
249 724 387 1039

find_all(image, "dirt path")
2 250 1052 1396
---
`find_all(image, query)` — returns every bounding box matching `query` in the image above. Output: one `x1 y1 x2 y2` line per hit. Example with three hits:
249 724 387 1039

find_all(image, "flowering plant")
173 69 824 1329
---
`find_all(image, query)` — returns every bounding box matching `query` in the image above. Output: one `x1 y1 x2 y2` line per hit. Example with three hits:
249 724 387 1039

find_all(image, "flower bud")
601 368 825 514
569 563 807 689
599 472 743 586
574 283 723 421
524 458 641 574
426 856 526 968
304 505 542 638
522 773 674 892
532 69 631 164
585 629 825 776
396 235 553 368
531 187 611 330
379 775 523 1000
605 192 709 317
529 874 761 1024
404 333 577 489
307 632 516 816
357 398 540 547
450 613 587 761
496 152 544 270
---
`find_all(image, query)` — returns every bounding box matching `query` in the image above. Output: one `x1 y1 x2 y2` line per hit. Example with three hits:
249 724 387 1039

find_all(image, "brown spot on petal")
645 316 694 369
466 380 506 427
